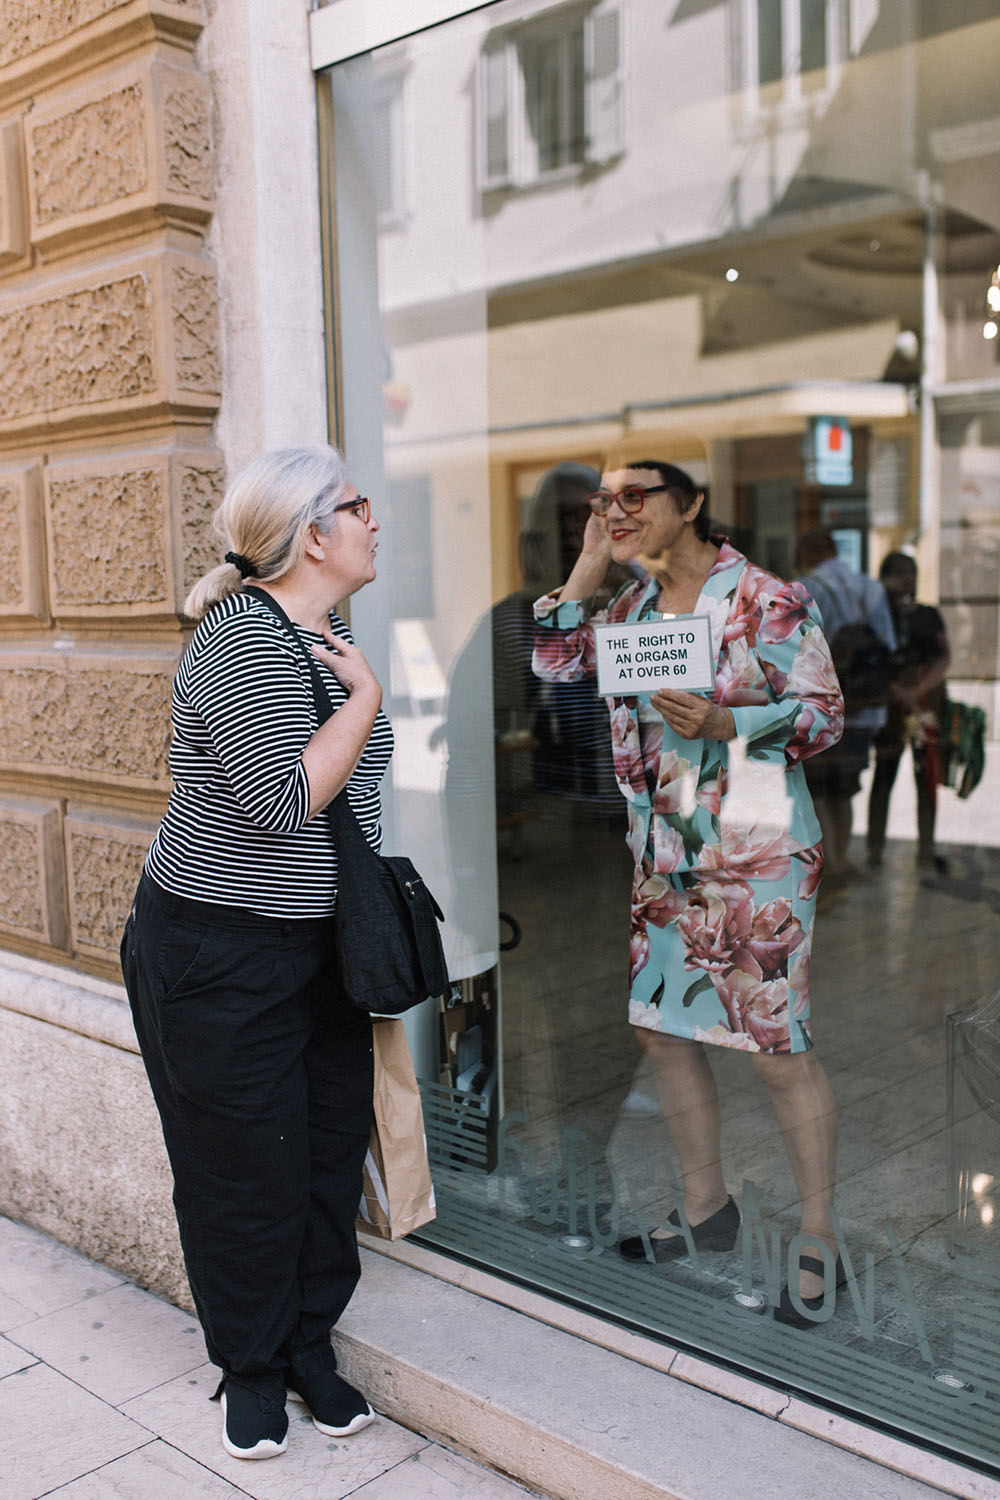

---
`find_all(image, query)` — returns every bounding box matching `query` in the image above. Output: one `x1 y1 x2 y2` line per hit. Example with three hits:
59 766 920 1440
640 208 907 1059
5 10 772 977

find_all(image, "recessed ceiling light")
725 267 739 282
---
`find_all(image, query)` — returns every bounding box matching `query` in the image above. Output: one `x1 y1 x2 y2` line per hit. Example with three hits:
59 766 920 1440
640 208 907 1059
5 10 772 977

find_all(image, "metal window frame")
310 0 503 67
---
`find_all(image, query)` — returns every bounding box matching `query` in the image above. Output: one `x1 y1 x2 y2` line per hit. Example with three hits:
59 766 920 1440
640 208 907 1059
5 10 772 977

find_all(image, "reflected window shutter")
849 0 879 54
584 3 624 164
477 39 512 190
372 93 394 219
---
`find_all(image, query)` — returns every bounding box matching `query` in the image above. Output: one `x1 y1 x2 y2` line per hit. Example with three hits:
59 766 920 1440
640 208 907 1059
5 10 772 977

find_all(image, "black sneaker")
219 1377 288 1459
287 1346 374 1437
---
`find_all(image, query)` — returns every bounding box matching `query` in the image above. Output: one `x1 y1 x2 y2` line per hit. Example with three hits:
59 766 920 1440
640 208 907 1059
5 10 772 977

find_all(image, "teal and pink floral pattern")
533 541 843 1054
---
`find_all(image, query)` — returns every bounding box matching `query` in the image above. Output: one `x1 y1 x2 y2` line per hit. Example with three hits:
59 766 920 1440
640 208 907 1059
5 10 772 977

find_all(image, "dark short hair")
628 459 710 542
796 528 838 570
879 550 917 583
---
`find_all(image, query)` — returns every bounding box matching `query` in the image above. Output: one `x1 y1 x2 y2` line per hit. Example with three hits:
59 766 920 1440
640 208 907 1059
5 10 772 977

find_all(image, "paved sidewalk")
0 1216 542 1500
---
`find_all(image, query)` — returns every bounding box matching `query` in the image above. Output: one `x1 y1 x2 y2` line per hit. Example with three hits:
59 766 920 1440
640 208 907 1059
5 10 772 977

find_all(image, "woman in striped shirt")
121 447 392 1460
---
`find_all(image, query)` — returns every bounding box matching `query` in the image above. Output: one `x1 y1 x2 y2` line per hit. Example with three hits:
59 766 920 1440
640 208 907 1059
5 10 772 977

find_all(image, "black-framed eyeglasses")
333 496 371 523
587 484 671 516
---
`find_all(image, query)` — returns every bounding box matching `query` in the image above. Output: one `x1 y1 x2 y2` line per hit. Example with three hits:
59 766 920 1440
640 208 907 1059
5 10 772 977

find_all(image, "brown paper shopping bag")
357 1018 436 1241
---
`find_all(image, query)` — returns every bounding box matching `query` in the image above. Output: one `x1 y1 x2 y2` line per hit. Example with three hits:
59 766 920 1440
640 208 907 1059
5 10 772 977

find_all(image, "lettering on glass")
492 1113 972 1362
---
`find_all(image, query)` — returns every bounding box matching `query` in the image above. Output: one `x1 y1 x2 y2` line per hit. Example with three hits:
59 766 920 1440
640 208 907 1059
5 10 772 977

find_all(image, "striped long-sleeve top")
145 590 394 917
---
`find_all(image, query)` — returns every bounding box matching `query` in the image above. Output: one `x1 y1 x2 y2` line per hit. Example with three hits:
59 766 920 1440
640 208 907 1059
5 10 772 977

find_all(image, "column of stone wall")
0 0 222 980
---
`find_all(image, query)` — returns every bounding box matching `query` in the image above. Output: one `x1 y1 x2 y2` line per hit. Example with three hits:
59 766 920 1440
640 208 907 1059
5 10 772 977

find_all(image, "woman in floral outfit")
533 459 845 1326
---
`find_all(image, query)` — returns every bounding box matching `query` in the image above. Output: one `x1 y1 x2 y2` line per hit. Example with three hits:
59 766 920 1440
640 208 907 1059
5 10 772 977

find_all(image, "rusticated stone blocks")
65 806 157 961
176 453 227 598
0 119 29 267
44 446 224 615
0 644 175 789
1 2 129 68
0 2 205 72
47 460 167 609
31 81 148 224
0 462 47 621
26 57 213 257
0 251 220 439
0 797 69 948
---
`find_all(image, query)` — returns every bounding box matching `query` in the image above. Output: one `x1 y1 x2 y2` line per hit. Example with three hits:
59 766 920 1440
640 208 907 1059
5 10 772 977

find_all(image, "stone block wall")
0 0 227 1290
0 0 222 981
0 0 328 1301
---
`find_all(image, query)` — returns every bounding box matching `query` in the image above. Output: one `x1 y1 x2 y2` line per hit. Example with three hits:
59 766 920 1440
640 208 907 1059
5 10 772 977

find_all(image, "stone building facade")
0 0 220 978
0 0 328 1300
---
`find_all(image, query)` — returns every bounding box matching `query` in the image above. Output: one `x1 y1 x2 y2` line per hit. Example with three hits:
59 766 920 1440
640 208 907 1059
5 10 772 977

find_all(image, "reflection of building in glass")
342 0 999 733
322 0 1000 1479
4 0 1000 1489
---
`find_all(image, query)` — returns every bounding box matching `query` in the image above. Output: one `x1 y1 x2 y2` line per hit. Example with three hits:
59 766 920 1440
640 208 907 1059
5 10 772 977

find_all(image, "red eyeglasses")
587 484 671 516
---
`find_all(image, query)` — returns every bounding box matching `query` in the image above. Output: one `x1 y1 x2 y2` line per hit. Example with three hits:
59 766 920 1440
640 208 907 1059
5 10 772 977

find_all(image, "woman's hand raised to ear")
580 511 613 559
558 512 614 603
312 631 382 708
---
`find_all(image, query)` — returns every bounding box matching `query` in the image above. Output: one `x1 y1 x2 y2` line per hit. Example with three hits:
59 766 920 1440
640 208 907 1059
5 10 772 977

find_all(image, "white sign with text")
593 614 715 696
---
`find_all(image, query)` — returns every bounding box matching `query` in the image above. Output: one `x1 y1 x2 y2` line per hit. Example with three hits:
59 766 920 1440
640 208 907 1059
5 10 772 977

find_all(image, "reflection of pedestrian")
451 461 624 831
797 530 896 886
535 460 846 1327
866 552 950 872
517 463 630 804
440 462 622 962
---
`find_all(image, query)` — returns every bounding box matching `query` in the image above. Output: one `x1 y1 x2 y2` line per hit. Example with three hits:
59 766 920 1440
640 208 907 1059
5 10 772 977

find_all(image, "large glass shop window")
325 0 1000 1472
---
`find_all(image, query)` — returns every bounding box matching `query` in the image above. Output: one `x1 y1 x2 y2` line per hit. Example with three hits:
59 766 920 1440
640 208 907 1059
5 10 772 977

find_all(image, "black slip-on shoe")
619 1196 741 1263
773 1253 846 1329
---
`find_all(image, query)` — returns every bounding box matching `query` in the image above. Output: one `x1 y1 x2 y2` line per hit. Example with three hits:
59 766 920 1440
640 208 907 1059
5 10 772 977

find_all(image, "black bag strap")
242 586 375 863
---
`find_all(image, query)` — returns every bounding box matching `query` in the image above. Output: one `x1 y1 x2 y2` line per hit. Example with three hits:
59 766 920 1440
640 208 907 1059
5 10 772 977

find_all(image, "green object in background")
940 695 987 799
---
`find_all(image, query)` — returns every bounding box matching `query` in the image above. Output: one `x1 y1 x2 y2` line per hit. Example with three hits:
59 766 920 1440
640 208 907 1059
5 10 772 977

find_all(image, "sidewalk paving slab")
9 1281 206 1405
121 1361 431 1500
0 1290 36 1331
0 1362 150 1500
0 1217 544 1500
0 1217 126 1321
0 1334 36 1378
44 1441 250 1499
353 1445 556 1498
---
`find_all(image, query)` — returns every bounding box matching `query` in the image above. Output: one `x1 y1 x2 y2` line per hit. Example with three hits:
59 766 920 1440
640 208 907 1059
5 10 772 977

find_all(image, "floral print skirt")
627 845 822 1054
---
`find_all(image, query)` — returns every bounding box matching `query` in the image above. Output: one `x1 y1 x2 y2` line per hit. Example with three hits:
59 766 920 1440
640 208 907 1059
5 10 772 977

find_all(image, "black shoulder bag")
245 587 448 1015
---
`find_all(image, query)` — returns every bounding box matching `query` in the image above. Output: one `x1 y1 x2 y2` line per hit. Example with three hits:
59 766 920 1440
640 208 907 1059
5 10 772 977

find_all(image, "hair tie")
224 550 257 579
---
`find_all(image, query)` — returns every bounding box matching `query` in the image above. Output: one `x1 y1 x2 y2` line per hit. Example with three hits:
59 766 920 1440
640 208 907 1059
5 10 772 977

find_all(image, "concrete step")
337 1242 1000 1500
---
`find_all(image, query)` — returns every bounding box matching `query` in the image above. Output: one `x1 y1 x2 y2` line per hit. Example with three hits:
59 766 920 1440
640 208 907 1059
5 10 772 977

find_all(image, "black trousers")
867 727 937 860
121 874 373 1386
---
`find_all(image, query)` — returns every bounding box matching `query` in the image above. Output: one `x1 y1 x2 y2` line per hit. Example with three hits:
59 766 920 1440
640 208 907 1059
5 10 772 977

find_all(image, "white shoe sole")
287 1387 375 1437
220 1391 288 1459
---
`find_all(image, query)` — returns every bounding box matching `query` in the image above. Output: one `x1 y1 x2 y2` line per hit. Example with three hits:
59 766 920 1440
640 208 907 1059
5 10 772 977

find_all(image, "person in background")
796 529 896 893
866 551 950 874
121 447 390 1461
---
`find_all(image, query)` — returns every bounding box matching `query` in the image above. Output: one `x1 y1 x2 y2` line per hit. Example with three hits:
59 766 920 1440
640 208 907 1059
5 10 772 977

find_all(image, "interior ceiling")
487 195 1000 374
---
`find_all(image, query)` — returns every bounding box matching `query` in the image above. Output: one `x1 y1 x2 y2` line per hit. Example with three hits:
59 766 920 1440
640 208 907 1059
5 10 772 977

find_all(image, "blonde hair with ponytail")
184 446 352 620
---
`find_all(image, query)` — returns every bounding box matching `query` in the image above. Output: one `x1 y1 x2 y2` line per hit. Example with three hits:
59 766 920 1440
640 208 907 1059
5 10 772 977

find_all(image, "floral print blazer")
532 541 844 875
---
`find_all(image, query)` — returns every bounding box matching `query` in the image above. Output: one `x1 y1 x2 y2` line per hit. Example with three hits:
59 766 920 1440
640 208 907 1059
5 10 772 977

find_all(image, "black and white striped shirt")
145 591 394 917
